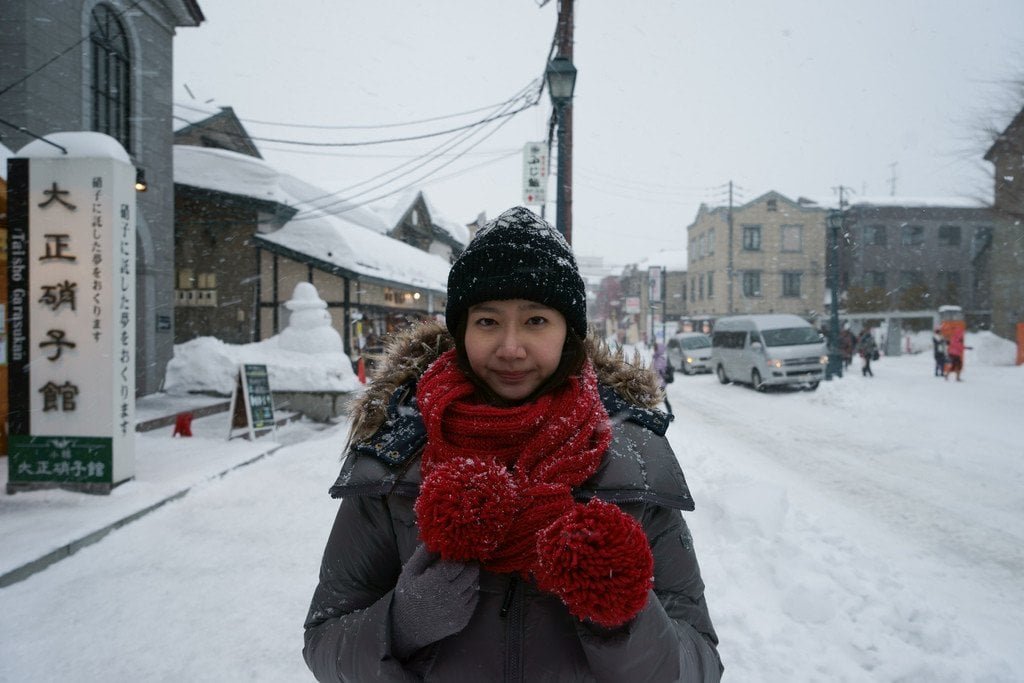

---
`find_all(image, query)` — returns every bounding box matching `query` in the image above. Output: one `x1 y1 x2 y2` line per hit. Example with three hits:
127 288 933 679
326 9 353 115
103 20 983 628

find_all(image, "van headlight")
819 355 828 364
686 356 694 364
767 359 783 368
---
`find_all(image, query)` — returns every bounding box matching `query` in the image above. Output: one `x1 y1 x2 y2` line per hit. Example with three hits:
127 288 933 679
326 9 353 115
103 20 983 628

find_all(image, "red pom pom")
415 457 517 562
534 498 654 628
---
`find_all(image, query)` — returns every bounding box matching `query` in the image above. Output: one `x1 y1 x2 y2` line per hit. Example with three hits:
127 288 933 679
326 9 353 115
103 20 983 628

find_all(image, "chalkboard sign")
228 364 276 440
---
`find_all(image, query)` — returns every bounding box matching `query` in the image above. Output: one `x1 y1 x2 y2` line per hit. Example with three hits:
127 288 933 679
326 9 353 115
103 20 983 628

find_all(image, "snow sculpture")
278 282 344 353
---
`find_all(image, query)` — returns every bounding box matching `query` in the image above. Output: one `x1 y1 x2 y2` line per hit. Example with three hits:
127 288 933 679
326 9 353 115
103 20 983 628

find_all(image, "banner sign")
648 266 663 304
6 137 136 490
522 142 548 205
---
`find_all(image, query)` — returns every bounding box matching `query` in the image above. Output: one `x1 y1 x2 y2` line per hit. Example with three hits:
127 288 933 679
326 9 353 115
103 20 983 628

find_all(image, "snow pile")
164 283 360 395
902 330 1017 364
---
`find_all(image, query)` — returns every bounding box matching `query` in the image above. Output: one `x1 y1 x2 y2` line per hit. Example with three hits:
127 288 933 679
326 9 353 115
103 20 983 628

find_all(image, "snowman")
278 282 344 354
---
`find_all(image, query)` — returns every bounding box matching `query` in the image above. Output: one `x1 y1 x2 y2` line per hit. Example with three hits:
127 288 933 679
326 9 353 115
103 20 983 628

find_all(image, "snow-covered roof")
256 212 450 293
373 189 471 247
421 193 470 246
174 144 449 293
174 145 288 204
7 132 130 164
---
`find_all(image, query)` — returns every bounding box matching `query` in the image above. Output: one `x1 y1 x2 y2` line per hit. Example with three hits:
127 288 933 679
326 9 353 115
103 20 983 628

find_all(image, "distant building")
687 191 827 321
838 198 994 329
0 1 205 395
984 106 1024 341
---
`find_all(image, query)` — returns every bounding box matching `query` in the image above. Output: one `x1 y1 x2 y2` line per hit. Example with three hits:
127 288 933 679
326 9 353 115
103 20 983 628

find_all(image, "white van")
711 314 827 391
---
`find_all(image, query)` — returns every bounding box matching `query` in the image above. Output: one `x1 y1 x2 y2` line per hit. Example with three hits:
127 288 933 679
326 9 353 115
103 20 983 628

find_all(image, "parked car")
711 314 827 391
666 332 713 374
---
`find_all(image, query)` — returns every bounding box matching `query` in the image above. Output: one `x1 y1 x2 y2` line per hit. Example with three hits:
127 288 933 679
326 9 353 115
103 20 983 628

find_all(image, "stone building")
0 0 204 395
984 106 1024 342
686 191 827 320
838 199 994 329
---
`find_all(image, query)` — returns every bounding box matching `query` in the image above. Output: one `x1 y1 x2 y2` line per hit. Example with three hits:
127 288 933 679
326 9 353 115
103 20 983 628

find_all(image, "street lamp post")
825 209 844 379
545 56 577 243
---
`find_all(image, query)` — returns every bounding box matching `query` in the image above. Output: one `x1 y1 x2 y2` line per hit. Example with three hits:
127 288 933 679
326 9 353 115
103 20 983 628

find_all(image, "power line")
171 87 540 148
173 86 540 130
289 109 519 221
0 0 147 99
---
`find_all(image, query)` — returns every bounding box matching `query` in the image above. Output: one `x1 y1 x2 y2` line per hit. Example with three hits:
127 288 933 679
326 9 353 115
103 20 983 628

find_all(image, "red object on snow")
357 356 367 384
173 412 194 437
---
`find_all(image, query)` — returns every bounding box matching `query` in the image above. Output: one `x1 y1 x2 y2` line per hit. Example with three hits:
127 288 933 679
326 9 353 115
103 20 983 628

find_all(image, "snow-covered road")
672 350 1024 681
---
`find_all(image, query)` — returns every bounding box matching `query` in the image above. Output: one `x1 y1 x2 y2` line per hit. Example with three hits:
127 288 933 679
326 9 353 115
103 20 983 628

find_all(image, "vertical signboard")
648 266 663 303
228 363 276 440
6 133 136 492
522 142 548 205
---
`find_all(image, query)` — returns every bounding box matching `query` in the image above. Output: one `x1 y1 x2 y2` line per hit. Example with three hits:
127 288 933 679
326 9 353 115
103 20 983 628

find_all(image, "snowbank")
163 335 360 395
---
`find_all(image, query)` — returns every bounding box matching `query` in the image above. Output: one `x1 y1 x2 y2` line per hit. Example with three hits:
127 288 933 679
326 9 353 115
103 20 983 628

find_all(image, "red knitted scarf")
414 349 654 627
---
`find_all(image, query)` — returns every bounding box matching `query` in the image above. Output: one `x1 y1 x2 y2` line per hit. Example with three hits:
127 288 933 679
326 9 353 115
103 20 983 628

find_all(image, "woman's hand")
390 544 480 659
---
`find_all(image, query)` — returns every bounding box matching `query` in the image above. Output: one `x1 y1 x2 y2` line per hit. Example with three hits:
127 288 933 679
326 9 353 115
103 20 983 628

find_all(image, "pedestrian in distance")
932 328 948 377
840 327 857 370
302 207 722 682
947 327 966 382
652 340 674 415
857 328 878 377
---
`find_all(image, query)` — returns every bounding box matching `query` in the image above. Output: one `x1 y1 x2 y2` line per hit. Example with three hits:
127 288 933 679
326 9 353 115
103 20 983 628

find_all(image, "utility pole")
556 0 574 244
727 180 734 314
888 162 898 196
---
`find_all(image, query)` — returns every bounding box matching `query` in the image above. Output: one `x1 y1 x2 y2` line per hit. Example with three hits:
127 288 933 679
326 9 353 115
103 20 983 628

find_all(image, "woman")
303 207 722 682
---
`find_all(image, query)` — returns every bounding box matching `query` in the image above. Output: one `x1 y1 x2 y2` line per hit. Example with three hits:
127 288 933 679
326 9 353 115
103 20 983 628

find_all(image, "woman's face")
464 299 567 403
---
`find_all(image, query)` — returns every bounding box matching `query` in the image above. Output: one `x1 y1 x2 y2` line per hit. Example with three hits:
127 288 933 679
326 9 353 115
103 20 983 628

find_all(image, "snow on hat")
445 206 587 338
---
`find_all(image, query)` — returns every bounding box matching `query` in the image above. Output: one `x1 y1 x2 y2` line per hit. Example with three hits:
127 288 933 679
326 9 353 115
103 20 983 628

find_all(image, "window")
742 225 762 251
782 272 802 297
866 270 886 288
900 270 925 288
698 274 705 299
177 269 195 289
938 225 961 246
971 226 993 258
938 271 961 298
698 234 706 258
707 271 714 298
690 276 696 302
90 5 131 153
781 224 803 252
863 224 887 246
707 228 715 255
742 271 761 297
901 224 925 246
767 198 778 212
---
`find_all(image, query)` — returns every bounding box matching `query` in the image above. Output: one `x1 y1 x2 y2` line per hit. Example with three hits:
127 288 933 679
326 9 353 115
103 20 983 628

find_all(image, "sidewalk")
0 394 309 588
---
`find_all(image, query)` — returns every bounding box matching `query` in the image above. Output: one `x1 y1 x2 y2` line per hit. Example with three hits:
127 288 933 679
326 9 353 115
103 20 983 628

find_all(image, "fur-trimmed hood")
346 320 663 446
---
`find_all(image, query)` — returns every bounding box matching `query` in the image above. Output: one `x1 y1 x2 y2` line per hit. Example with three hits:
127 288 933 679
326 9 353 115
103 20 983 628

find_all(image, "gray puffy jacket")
303 324 722 682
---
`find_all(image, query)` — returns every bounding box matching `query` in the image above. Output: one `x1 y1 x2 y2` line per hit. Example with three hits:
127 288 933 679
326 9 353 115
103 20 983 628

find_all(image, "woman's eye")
473 317 496 327
526 316 547 325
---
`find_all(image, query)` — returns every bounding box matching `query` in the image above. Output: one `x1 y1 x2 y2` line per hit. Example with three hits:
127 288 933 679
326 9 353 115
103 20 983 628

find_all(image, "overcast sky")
172 1 1024 265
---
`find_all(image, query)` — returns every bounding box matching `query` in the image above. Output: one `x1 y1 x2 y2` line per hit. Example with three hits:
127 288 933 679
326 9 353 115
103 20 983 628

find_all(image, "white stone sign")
6 132 136 491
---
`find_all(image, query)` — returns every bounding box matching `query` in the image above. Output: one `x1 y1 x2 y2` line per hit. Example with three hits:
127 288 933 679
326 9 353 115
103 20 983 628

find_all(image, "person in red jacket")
303 207 722 682
947 327 966 381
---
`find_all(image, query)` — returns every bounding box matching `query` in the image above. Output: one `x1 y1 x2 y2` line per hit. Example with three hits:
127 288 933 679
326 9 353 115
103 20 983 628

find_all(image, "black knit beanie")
445 206 587 338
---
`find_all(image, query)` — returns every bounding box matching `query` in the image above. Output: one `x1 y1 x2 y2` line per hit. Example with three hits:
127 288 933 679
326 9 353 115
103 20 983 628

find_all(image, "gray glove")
390 544 480 659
